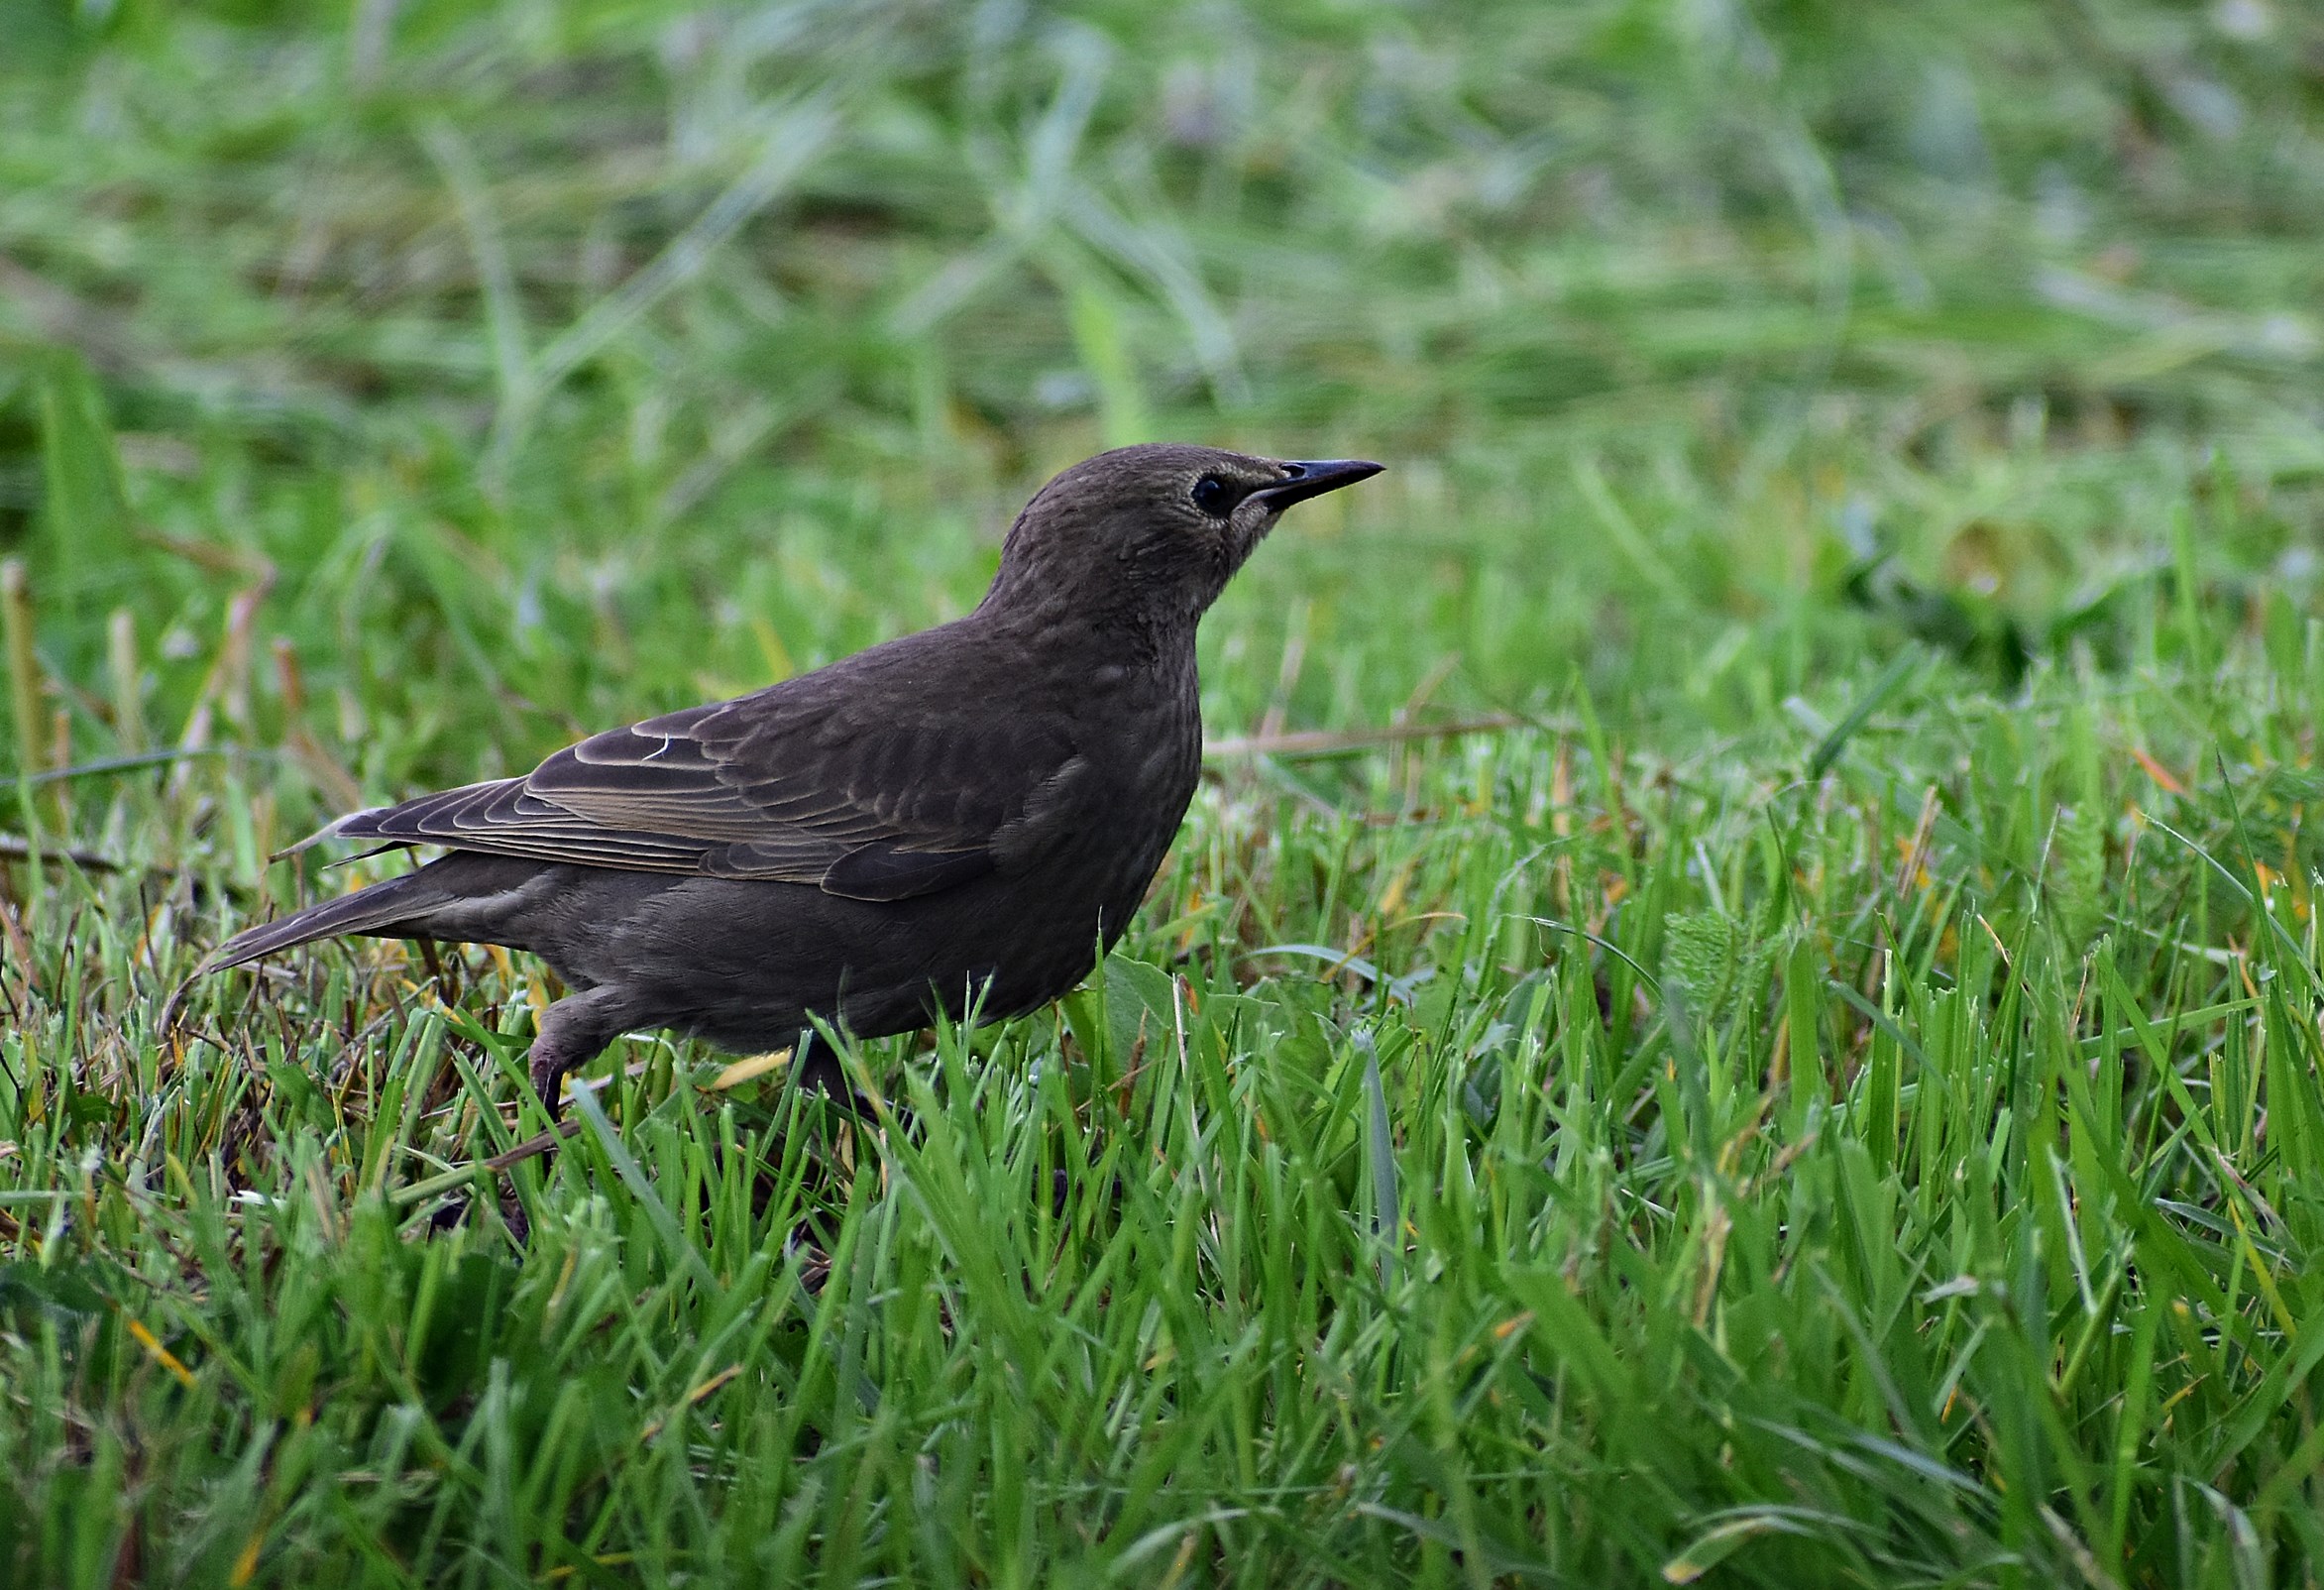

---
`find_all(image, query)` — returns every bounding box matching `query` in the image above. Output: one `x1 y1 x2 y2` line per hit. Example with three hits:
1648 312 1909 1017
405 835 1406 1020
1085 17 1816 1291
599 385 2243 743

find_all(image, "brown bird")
202 444 1381 1113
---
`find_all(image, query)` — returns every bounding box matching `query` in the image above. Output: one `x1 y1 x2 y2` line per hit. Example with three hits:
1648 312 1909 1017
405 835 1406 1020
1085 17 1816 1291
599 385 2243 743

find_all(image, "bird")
200 443 1382 1116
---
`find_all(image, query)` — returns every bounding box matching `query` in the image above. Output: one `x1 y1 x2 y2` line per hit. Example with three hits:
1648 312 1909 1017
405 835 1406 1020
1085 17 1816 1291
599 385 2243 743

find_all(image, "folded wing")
325 669 1084 903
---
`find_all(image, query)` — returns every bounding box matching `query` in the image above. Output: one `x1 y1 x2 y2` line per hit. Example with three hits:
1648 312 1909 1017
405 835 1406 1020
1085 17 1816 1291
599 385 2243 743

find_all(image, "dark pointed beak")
1252 458 1383 511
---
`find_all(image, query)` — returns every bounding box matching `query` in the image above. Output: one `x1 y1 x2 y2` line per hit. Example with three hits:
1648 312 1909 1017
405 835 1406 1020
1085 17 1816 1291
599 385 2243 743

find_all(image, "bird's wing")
325 677 1089 902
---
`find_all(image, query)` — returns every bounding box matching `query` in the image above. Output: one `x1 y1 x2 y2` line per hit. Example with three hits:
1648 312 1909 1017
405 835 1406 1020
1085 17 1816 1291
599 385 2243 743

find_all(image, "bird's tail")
199 870 444 974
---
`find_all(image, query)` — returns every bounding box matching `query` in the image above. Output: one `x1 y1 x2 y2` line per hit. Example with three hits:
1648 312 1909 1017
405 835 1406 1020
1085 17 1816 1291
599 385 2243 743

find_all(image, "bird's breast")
1100 674 1201 795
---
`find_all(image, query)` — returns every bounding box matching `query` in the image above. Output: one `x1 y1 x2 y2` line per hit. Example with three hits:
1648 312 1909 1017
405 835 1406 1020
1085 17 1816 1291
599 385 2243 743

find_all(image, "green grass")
5 0 2324 1583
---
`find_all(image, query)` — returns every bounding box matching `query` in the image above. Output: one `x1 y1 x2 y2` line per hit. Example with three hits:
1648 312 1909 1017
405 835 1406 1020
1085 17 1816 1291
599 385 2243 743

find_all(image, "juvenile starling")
203 444 1381 1112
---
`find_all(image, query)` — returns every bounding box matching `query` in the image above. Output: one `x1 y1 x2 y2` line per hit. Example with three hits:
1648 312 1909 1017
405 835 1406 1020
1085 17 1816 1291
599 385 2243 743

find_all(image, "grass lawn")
4 0 2324 1583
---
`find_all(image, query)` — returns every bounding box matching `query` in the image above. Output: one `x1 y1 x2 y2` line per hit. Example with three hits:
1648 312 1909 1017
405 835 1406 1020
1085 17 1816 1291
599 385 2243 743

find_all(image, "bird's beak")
1253 458 1383 511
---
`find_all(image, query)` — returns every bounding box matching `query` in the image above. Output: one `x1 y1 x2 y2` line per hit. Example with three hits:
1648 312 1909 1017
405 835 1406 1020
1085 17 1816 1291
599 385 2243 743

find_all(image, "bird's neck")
974 578 1199 680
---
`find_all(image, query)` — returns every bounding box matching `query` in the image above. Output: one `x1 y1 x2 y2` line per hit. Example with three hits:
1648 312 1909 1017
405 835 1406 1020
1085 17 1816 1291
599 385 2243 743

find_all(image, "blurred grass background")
4 0 2324 1584
4 0 2318 778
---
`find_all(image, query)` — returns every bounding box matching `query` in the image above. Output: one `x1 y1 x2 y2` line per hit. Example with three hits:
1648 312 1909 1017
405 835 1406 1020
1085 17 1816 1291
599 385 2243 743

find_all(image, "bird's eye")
1190 475 1237 517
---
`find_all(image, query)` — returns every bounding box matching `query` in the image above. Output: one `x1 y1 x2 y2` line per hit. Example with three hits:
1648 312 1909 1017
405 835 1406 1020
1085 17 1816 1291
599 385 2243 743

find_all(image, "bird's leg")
528 986 635 1123
426 991 629 1244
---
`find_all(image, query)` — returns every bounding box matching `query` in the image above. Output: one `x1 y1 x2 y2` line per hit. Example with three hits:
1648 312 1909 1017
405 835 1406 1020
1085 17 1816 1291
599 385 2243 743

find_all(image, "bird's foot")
529 1053 567 1123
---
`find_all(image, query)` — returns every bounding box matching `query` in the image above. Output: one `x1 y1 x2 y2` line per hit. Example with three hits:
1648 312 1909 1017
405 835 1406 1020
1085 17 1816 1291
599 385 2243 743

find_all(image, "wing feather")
318 643 1087 901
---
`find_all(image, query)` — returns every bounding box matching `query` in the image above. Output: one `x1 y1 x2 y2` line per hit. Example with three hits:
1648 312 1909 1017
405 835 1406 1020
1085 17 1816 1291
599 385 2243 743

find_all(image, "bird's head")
987 443 1383 635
